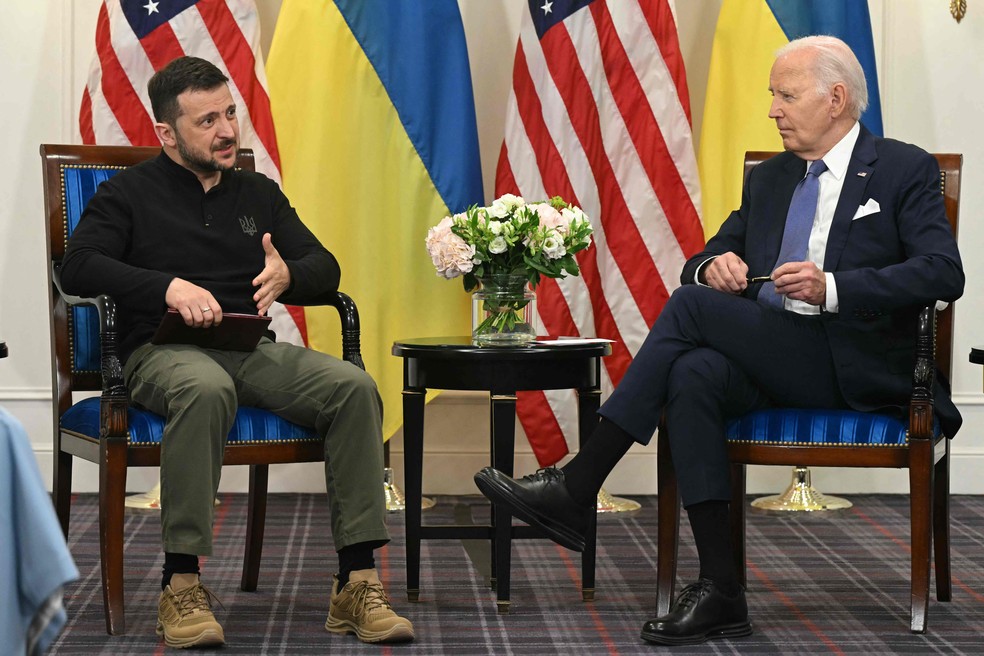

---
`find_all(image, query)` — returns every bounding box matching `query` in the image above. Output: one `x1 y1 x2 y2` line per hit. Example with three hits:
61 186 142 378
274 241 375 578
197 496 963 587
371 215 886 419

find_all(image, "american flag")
79 0 306 343
497 0 704 465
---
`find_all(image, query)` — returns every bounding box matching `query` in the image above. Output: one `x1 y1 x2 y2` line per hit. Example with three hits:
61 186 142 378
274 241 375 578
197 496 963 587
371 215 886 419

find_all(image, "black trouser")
599 285 847 506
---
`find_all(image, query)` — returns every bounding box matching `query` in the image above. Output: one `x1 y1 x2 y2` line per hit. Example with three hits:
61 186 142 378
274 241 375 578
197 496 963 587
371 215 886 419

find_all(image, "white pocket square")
852 198 880 220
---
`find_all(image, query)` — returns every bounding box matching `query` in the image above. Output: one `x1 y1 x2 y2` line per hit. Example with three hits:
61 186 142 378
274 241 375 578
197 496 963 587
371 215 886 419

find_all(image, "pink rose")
531 203 569 234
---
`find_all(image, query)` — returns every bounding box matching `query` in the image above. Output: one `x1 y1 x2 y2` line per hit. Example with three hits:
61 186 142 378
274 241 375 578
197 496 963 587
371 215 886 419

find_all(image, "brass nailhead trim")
65 430 320 446
128 437 321 446
728 438 909 447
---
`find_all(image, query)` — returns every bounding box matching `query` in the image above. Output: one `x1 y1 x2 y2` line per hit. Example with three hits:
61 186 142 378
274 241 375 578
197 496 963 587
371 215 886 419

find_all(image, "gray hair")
776 36 869 120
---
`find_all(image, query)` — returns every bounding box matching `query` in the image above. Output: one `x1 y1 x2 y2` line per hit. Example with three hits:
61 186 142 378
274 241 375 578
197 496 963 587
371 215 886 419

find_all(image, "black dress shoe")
640 578 752 645
473 467 591 551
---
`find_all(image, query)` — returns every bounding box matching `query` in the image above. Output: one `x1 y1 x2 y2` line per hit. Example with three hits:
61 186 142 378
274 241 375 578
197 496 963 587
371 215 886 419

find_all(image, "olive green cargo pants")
124 338 388 556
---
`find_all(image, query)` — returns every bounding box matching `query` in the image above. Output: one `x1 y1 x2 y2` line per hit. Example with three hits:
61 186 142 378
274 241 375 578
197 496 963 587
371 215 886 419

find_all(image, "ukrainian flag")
266 0 484 438
698 0 883 238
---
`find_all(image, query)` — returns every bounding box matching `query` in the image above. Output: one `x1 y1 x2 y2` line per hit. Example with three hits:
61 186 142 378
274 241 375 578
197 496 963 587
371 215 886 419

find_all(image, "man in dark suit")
474 35 963 645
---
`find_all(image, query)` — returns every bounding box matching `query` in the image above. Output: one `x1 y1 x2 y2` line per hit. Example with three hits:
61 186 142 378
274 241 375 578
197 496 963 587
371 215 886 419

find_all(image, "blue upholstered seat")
61 398 317 445
726 408 941 447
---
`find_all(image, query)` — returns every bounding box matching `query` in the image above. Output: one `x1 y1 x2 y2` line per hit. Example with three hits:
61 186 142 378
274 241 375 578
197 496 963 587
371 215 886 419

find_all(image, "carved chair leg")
655 427 680 617
242 464 269 592
100 439 128 635
933 440 952 601
908 440 934 634
53 442 74 538
729 463 747 588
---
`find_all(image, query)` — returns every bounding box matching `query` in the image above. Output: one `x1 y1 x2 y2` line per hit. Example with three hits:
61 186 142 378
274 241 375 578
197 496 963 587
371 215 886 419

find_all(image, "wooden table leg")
487 410 497 592
490 391 517 613
402 387 426 602
578 384 601 601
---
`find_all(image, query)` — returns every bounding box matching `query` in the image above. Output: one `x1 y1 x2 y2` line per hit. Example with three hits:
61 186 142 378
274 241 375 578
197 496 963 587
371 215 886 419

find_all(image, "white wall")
2 1 983 496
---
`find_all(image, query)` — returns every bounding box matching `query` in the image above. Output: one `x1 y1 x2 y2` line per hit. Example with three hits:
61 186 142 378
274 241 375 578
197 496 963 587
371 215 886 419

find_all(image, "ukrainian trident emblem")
238 216 257 236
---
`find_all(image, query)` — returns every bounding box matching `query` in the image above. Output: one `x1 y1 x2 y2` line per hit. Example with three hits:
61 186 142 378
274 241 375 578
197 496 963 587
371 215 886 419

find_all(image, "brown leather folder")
151 308 271 351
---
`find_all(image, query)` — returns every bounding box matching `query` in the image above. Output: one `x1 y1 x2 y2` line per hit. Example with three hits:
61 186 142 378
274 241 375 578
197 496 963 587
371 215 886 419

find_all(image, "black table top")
970 346 984 365
392 336 612 361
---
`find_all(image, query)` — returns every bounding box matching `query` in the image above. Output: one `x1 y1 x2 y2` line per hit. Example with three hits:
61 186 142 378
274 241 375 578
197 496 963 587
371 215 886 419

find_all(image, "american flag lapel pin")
857 171 868 177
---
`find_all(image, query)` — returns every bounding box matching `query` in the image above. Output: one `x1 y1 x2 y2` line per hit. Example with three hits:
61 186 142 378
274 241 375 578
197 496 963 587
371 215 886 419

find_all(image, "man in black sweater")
61 57 413 648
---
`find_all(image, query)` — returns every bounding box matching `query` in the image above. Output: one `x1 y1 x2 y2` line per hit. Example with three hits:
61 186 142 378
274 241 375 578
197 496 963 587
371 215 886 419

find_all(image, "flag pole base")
125 482 161 511
384 467 435 512
596 487 641 513
124 479 221 511
751 466 852 512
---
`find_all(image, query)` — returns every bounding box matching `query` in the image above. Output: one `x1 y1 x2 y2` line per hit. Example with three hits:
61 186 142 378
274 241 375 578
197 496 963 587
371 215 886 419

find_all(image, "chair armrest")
54 264 365 387
909 304 937 439
52 264 129 437
288 291 365 371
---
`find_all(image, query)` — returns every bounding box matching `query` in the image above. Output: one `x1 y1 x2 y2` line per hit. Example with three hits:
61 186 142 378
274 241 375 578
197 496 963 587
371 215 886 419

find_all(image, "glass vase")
471 274 537 346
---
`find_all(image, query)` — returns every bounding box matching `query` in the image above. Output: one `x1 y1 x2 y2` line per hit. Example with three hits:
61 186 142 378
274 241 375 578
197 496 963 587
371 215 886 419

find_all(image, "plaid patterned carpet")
51 493 984 655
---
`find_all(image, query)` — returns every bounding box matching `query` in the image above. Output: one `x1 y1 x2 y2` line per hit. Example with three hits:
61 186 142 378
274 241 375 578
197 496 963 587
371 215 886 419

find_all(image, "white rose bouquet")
426 195 593 344
425 194 593 292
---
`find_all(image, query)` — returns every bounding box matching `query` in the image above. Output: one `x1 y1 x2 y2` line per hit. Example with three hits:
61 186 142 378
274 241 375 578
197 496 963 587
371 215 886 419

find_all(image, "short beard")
175 133 237 174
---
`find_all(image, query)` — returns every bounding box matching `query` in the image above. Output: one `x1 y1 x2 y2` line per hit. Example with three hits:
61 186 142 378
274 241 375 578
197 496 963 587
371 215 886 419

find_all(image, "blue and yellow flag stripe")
267 0 484 438
333 0 483 212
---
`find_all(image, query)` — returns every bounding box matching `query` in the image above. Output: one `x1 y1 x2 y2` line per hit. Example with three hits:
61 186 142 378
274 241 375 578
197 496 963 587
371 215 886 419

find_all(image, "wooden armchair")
656 152 961 634
41 144 363 635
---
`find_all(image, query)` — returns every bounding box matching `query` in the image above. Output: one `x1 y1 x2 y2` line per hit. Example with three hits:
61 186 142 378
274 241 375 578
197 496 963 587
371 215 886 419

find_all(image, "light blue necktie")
759 159 828 309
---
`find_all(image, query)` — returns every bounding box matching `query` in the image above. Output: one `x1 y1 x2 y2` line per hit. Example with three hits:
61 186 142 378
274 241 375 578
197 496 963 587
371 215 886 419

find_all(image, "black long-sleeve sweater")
60 151 340 363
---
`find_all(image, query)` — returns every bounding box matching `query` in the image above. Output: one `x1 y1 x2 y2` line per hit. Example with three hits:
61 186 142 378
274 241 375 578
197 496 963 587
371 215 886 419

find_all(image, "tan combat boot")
325 569 414 643
156 573 225 648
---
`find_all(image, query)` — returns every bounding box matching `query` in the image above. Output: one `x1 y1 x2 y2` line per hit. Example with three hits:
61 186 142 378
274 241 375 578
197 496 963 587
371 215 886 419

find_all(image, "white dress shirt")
696 121 861 315
789 120 860 315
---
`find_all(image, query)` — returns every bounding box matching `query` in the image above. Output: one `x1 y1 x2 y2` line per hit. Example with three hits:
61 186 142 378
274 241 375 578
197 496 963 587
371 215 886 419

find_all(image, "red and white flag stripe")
80 0 306 344
497 0 704 466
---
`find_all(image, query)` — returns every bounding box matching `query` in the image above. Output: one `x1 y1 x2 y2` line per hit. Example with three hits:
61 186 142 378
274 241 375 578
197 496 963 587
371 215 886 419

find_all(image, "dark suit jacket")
680 124 965 437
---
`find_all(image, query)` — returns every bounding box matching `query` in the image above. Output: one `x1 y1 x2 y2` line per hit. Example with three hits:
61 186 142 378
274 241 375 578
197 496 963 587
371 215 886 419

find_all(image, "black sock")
162 552 200 590
337 540 385 587
686 500 740 596
560 418 636 507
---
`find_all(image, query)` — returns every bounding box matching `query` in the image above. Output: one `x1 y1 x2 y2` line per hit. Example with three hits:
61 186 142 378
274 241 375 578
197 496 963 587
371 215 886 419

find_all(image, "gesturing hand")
252 233 291 316
165 278 222 327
